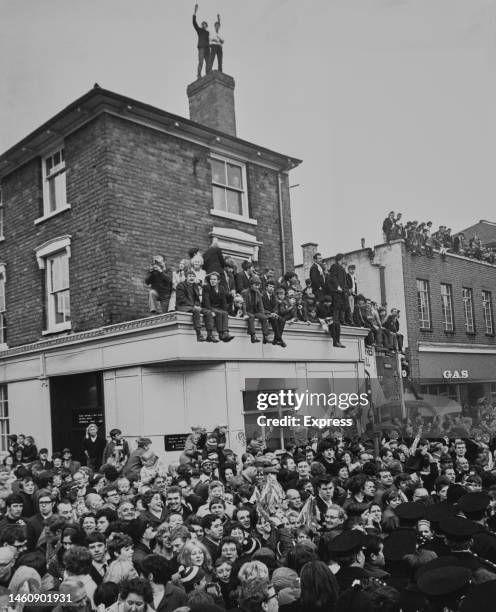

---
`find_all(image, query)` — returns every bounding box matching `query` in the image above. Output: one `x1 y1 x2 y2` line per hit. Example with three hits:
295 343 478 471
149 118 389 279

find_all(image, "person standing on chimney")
193 4 210 79
208 14 224 72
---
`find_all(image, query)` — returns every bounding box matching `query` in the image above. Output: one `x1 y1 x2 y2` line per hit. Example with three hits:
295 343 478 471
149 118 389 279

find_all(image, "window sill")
35 206 71 225
419 327 432 332
209 209 258 226
0 343 8 351
443 330 456 335
465 332 476 336
42 322 71 336
0 237 4 243
485 333 495 338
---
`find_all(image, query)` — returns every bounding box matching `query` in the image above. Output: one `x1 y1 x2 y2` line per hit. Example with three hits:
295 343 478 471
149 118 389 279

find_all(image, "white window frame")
462 287 475 333
0 386 9 453
482 290 494 335
416 279 431 329
38 147 69 222
35 235 72 334
0 264 6 348
210 154 250 221
0 187 4 240
210 226 262 265
440 284 454 332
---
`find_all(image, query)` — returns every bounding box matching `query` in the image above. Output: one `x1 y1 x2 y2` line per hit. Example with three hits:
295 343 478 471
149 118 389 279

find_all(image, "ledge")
0 313 370 373
34 206 71 225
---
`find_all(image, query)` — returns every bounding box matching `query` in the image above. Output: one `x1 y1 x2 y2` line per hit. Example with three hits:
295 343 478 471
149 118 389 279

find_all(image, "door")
50 372 105 462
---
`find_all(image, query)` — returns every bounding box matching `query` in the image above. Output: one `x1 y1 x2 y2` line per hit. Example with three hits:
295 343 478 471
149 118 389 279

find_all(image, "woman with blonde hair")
177 540 213 577
237 560 269 585
169 259 189 311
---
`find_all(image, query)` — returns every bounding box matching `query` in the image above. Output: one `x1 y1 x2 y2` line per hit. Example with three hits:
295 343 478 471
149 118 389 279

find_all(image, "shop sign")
442 370 469 379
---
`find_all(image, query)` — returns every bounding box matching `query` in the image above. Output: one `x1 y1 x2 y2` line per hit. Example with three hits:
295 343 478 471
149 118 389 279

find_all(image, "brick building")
298 239 496 408
0 73 371 458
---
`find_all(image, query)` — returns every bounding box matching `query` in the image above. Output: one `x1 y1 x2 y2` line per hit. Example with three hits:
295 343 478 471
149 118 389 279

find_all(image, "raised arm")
193 4 200 32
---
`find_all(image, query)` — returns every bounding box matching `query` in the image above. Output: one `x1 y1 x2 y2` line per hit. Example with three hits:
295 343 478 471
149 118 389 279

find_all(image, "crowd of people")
1 418 496 611
145 239 404 352
382 212 496 263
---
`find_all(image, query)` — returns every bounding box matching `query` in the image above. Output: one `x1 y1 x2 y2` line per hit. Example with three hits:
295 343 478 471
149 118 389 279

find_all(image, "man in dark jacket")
193 4 210 79
235 260 255 293
241 276 271 344
309 252 326 298
202 272 234 342
145 255 173 314
261 280 286 347
176 269 216 342
202 238 226 276
325 254 347 347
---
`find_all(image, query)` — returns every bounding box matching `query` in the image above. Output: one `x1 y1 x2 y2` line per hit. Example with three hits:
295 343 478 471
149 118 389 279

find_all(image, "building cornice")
418 342 496 354
0 87 301 179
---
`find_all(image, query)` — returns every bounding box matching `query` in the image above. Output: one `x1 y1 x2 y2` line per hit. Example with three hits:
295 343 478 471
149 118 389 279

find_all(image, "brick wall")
401 243 496 379
0 113 295 345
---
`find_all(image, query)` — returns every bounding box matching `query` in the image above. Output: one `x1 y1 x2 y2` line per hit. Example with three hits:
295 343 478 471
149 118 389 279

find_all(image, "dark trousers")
269 315 285 340
208 45 223 71
332 293 347 341
246 313 270 337
197 47 211 78
210 309 229 334
177 306 214 331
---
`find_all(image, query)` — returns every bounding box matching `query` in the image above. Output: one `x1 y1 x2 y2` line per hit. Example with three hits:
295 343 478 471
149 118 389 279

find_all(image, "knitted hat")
179 565 206 592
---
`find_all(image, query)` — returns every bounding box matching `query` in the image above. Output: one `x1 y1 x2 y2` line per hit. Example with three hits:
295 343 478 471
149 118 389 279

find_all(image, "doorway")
50 372 105 463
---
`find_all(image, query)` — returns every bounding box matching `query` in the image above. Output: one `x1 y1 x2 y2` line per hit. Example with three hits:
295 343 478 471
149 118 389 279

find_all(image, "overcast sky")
1 0 496 263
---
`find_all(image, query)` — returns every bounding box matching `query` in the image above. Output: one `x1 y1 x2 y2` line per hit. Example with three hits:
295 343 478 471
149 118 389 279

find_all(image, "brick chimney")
187 72 236 136
301 242 319 279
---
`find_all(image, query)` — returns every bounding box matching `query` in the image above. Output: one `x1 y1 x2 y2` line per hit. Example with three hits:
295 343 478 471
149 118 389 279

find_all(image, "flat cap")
395 502 425 521
417 566 471 597
439 517 479 541
457 492 491 517
329 530 366 556
383 529 417 561
424 502 457 523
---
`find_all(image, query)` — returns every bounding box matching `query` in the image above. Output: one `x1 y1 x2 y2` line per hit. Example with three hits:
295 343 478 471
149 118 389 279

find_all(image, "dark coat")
235 271 251 293
327 263 348 293
309 262 326 294
175 281 201 309
202 246 226 275
145 269 173 300
261 291 277 314
202 284 228 311
241 288 265 315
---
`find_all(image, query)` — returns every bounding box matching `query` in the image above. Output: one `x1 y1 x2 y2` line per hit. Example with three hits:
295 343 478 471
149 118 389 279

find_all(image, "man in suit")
202 272 234 342
235 260 255 293
202 237 226 276
345 264 357 325
176 269 216 342
326 253 347 348
87 532 109 586
309 252 326 298
241 276 271 344
382 211 396 243
261 280 286 347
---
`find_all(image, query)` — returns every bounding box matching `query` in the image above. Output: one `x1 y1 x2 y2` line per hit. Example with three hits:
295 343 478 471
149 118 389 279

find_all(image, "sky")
1 0 496 264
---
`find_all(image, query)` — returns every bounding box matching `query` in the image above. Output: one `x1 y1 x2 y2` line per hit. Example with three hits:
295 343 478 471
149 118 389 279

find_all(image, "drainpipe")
277 172 287 272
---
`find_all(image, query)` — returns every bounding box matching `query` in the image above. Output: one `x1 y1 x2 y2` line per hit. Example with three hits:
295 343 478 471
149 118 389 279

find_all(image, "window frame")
38 146 70 222
440 283 454 332
482 290 494 336
35 235 72 334
210 154 250 220
462 287 475 334
0 264 6 348
416 279 432 330
0 187 4 240
0 386 9 453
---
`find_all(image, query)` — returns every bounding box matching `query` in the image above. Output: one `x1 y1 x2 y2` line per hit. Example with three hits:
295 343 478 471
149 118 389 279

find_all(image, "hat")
179 565 206 589
439 517 478 541
417 566 471 597
272 567 299 592
446 483 466 505
415 556 461 582
383 530 417 562
457 492 491 519
395 502 425 522
201 459 212 467
460 579 496 612
263 467 279 474
424 502 457 523
242 536 260 556
252 547 276 561
62 448 71 454
249 275 261 285
329 530 366 556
